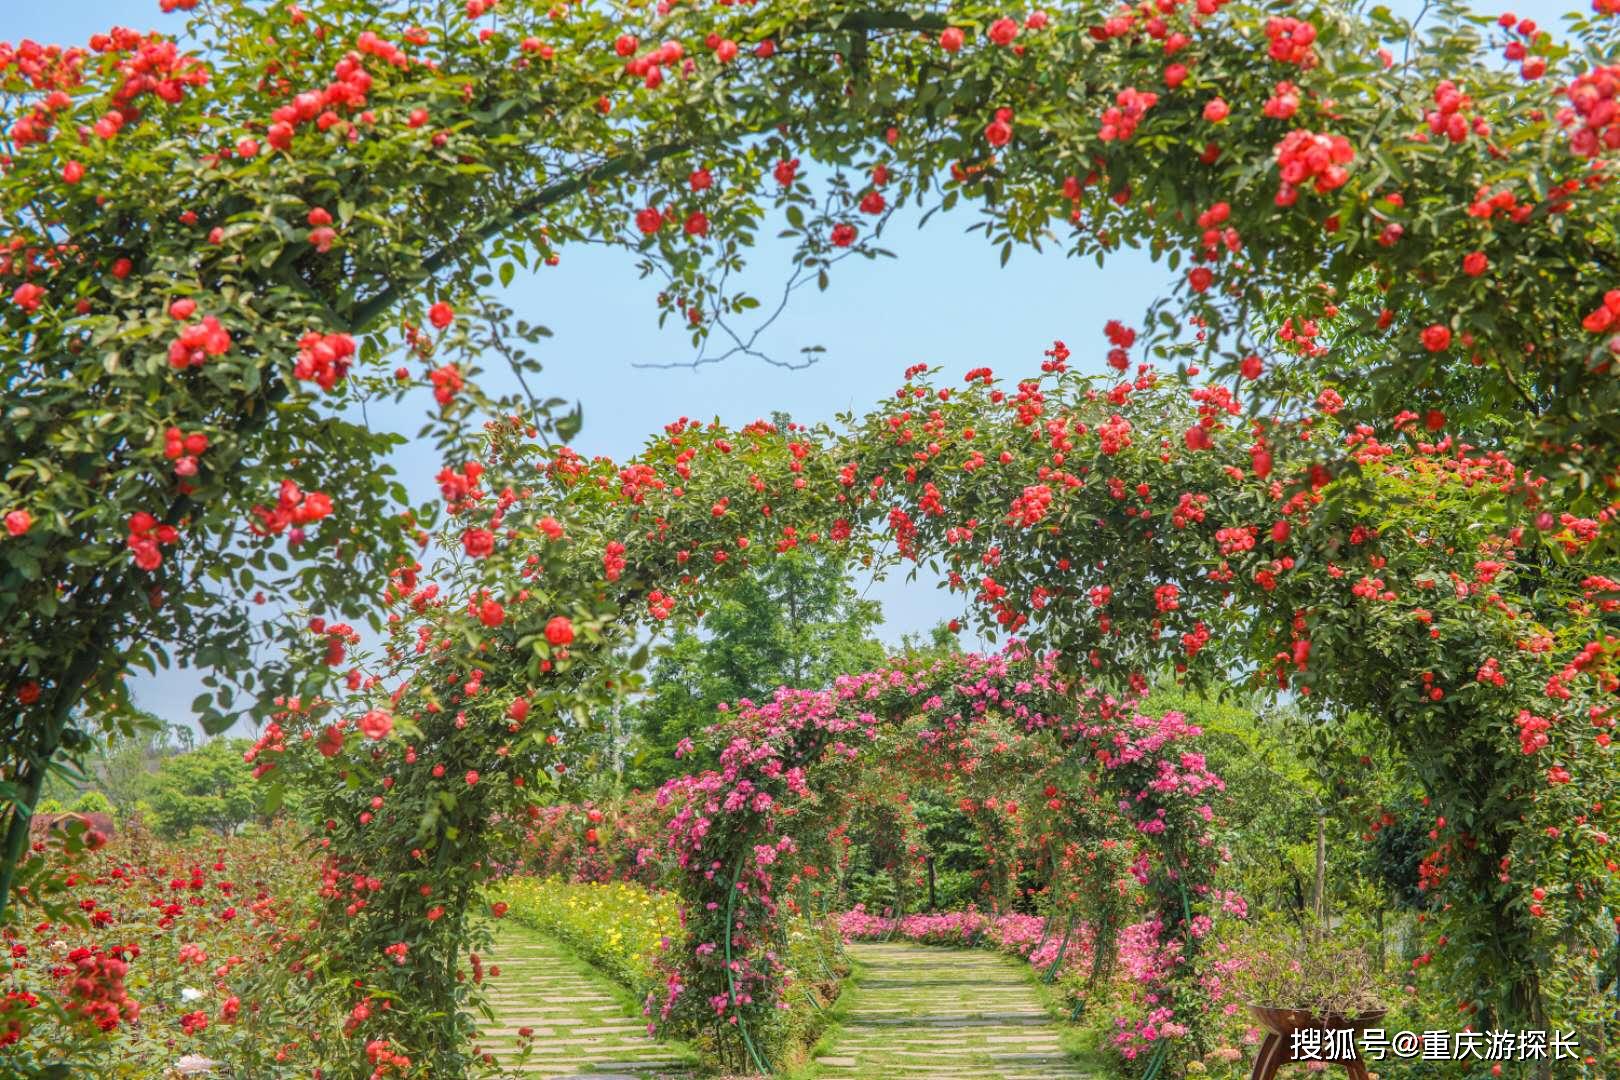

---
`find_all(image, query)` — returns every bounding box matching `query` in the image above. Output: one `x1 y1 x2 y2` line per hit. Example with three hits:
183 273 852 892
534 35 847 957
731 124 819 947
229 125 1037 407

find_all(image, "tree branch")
347 122 790 332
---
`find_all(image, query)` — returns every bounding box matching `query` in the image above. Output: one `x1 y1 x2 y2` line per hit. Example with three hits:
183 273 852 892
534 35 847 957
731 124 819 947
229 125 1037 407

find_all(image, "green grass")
788 952 874 1079
1016 953 1117 1074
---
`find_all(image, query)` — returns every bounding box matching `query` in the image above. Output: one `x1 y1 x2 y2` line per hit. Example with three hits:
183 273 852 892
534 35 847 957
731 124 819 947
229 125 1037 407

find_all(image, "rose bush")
0 821 327 1077
635 647 1229 1075
514 798 667 887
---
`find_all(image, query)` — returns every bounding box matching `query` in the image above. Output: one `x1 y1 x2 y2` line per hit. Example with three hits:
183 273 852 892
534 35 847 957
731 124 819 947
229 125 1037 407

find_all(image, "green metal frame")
1043 911 1078 985
724 850 770 1074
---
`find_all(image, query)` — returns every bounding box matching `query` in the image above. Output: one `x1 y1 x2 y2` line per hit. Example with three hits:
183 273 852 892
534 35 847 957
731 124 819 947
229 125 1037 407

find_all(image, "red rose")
12 283 44 312
428 301 454 330
462 528 495 558
318 725 345 757
5 509 32 537
359 709 393 740
545 615 575 646
940 27 965 52
1420 324 1452 352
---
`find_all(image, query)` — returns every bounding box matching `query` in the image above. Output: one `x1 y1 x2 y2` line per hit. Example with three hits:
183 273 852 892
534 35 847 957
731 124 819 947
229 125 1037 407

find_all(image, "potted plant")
1229 927 1388 1079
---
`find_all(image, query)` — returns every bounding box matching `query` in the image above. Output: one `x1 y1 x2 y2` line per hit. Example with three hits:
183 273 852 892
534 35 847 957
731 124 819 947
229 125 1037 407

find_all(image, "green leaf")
259 783 285 818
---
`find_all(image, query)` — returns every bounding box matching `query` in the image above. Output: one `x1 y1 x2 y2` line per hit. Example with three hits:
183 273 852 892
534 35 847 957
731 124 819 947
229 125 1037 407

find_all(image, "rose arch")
649 646 1228 1077
239 366 1619 1077
5 0 1620 1075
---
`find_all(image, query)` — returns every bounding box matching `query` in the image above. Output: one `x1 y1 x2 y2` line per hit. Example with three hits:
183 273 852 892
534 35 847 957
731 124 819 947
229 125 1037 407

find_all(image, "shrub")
0 822 327 1076
1225 923 1388 1017
69 791 114 816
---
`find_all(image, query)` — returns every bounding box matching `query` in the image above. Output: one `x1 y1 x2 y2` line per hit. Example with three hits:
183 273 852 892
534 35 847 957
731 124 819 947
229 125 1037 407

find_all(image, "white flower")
173 1054 218 1076
179 987 203 1003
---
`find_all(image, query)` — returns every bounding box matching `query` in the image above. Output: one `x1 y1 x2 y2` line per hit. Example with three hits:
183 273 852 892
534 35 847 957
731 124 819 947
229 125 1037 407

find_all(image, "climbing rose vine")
648 649 1230 1074
4 0 1620 1074
204 355 1616 1075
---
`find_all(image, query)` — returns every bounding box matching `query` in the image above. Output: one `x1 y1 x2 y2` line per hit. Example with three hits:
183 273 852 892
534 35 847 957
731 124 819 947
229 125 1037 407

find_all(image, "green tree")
89 711 193 813
68 791 113 817
897 621 963 663
145 738 259 838
1146 688 1324 922
912 790 984 911
624 547 886 785
1149 685 1430 972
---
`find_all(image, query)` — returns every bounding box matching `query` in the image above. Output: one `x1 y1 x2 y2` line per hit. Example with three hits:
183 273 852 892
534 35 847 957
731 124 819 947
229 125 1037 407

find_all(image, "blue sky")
10 0 1579 729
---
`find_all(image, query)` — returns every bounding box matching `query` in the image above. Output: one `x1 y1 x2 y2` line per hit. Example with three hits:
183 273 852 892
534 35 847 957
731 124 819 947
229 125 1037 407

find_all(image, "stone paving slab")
813 942 1097 1078
481 925 694 1079
484 927 1094 1078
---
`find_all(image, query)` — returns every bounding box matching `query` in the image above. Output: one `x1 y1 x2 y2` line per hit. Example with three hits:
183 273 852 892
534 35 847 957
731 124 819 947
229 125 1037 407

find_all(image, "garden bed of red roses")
1 821 329 1078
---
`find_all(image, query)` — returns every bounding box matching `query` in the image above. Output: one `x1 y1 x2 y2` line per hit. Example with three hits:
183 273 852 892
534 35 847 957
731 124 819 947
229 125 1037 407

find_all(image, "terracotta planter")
1245 1004 1387 1080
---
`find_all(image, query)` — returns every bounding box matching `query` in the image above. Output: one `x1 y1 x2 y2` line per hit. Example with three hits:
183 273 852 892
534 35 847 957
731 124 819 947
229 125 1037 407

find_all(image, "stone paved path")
483 925 694 1078
813 941 1096 1079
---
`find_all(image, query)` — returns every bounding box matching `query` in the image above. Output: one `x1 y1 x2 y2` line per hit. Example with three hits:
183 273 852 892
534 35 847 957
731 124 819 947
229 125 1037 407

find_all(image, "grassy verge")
490 876 677 999
783 952 872 1080
1018 955 1117 1073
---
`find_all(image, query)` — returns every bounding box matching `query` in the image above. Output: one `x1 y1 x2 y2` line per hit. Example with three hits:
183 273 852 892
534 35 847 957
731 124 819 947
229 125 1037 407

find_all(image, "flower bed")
488 877 679 997
837 905 1100 978
1 822 323 1076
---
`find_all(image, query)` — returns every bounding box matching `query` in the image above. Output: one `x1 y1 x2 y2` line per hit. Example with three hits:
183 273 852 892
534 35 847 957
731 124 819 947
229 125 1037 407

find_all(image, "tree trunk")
1311 811 1327 936
0 646 99 925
